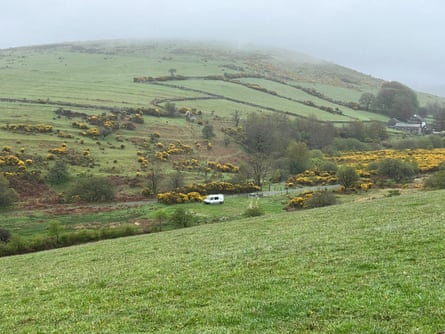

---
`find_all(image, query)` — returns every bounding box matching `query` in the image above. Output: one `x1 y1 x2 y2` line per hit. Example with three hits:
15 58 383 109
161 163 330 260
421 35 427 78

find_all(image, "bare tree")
148 162 164 195
169 171 184 191
249 153 270 187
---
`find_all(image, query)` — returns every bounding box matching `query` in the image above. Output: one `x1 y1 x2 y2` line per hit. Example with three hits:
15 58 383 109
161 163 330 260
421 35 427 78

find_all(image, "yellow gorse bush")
330 148 445 172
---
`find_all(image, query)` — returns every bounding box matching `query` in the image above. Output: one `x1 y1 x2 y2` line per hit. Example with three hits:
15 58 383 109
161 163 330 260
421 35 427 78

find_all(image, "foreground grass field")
1 190 444 333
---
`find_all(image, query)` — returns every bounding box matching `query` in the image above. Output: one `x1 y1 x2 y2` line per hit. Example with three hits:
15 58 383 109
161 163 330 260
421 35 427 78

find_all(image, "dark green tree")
359 92 376 111
244 113 274 153
374 81 418 121
295 117 335 149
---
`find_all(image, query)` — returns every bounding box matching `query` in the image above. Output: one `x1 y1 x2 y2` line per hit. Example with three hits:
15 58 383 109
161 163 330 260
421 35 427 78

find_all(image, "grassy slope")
1 40 444 185
1 190 444 333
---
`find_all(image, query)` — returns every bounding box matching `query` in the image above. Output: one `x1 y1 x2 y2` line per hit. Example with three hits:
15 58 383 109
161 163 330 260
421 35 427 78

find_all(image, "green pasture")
239 78 389 122
0 46 218 107
299 82 377 102
0 194 285 238
173 98 269 119
0 189 444 332
168 79 352 121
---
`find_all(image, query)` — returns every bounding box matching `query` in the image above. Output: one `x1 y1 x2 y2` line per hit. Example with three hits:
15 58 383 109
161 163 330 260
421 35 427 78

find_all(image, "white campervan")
203 194 224 204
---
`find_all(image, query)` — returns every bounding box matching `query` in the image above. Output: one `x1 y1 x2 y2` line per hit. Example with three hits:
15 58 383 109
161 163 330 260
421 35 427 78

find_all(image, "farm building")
389 114 427 135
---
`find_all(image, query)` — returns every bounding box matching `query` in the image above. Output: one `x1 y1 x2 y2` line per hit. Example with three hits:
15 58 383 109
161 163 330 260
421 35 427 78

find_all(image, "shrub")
424 164 445 189
46 160 70 184
304 190 336 208
329 137 371 152
243 198 264 217
369 158 417 183
48 221 63 243
319 160 338 173
336 166 359 189
386 190 401 197
157 191 203 205
244 207 265 217
65 176 115 203
202 123 215 139
288 190 336 210
154 210 168 231
169 207 195 228
0 228 11 243
0 175 19 207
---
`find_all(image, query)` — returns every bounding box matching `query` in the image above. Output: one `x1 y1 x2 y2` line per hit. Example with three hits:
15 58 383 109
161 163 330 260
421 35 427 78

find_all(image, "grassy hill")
0 189 444 333
2 39 444 200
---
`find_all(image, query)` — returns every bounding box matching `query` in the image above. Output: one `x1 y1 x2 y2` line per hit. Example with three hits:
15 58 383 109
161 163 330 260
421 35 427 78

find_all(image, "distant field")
0 189 444 333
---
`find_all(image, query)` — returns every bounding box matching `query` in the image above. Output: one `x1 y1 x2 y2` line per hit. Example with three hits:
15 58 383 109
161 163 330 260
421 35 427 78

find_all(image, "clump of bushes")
4 123 53 133
287 190 336 210
0 228 11 243
336 165 360 190
65 176 115 203
0 175 19 207
168 207 196 228
157 191 203 205
243 198 264 217
369 158 418 184
288 169 337 187
424 163 445 189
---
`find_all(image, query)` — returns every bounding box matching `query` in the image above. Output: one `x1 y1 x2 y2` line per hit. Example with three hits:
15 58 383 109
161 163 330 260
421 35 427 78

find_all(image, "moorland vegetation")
0 40 445 252
1 40 445 333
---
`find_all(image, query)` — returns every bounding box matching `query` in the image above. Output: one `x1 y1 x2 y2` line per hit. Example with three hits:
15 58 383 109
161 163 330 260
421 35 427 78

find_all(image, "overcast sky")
1 0 444 95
